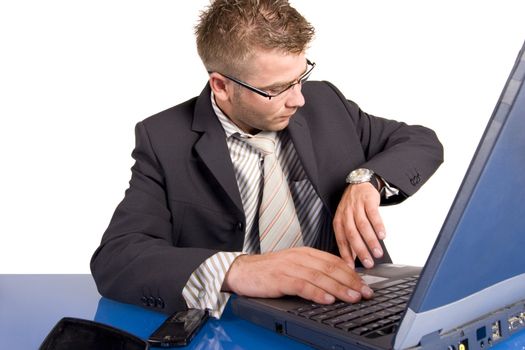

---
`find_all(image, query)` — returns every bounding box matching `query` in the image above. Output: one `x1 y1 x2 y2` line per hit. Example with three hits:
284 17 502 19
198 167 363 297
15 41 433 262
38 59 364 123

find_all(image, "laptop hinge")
415 330 442 350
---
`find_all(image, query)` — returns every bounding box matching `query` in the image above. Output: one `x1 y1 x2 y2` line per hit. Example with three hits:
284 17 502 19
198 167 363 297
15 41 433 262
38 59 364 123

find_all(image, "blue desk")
1 275 524 349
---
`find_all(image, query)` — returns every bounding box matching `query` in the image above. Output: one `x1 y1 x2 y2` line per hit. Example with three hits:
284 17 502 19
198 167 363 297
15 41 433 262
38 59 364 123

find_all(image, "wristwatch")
346 168 380 191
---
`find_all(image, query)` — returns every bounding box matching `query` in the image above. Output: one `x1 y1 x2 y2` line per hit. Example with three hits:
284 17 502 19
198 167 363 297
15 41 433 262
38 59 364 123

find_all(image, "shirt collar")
210 91 246 139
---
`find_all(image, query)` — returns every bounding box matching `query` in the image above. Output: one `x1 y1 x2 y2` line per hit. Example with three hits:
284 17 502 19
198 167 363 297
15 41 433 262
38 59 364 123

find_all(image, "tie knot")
244 132 276 156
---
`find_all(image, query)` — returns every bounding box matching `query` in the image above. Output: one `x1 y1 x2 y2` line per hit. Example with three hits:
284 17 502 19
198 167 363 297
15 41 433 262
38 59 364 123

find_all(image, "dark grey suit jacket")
90 81 443 314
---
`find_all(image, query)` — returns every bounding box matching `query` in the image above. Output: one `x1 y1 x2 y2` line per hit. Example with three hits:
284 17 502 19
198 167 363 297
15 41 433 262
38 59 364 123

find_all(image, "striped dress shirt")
182 93 330 318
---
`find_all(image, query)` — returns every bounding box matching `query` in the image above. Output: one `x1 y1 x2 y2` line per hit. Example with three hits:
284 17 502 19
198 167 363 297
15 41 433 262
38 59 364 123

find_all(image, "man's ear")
209 73 231 103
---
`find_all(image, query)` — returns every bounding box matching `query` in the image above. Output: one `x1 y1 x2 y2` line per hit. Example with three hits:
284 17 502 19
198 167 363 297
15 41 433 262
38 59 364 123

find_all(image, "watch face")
347 168 374 183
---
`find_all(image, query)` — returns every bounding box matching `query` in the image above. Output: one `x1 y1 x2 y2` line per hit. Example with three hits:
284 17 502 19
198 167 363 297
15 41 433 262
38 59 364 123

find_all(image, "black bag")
39 317 149 350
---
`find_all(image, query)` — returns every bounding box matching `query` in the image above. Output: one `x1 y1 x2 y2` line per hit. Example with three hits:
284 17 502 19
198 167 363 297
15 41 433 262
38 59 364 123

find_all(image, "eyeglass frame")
208 59 316 100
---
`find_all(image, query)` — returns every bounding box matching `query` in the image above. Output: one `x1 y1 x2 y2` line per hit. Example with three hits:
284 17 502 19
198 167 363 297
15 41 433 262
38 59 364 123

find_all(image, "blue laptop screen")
411 44 525 313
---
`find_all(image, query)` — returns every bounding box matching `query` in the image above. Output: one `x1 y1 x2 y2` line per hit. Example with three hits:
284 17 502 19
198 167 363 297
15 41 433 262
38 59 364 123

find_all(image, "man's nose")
285 84 305 109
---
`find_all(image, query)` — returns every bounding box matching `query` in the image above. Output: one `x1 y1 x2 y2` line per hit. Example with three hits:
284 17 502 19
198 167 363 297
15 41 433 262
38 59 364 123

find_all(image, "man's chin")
271 116 292 131
257 116 293 132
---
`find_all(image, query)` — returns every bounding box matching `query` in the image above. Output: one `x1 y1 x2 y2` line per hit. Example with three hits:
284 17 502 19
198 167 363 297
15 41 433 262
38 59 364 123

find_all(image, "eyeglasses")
209 59 316 100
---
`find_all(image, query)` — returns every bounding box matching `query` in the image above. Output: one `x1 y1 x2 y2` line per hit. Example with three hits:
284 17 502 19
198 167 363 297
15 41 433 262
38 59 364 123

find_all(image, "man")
91 0 443 319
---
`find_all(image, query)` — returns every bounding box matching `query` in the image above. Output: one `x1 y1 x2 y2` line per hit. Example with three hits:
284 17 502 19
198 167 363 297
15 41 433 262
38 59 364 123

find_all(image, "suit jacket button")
156 297 165 309
147 296 156 307
236 222 243 231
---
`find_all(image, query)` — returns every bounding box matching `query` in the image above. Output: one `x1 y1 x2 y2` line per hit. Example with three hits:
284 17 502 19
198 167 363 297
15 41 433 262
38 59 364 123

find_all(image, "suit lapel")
191 85 244 214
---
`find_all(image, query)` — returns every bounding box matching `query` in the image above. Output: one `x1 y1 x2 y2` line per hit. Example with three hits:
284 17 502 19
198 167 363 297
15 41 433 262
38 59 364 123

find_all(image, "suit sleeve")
90 121 219 314
324 81 444 204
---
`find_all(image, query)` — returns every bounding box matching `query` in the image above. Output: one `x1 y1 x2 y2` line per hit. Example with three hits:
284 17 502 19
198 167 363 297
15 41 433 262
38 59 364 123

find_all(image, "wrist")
222 254 247 293
369 175 380 192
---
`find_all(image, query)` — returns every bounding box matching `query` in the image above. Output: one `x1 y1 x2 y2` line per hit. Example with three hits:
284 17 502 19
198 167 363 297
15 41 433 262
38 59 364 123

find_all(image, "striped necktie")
244 132 303 252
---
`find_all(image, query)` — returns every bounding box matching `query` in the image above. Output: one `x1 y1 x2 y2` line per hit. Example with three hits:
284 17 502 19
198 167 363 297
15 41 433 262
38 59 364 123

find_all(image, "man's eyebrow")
260 62 309 90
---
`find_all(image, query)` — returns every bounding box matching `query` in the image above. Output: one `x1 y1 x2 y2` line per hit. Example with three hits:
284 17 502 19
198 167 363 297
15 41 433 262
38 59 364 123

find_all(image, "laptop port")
508 316 521 331
491 320 502 341
476 326 487 341
275 322 284 334
458 339 469 350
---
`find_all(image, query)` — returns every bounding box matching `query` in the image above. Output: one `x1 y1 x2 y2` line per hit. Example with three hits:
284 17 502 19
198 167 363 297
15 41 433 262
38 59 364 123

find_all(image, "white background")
1 1 524 273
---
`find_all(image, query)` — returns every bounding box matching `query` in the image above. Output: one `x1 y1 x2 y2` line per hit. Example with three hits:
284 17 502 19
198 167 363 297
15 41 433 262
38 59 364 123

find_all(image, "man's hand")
333 182 386 269
222 247 373 304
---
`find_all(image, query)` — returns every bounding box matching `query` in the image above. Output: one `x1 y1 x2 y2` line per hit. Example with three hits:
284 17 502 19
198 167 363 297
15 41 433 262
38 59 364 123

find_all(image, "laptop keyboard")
288 276 418 338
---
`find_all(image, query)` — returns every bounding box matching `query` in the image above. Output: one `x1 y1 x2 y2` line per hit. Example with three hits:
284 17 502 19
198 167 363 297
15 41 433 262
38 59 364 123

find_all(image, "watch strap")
369 175 381 192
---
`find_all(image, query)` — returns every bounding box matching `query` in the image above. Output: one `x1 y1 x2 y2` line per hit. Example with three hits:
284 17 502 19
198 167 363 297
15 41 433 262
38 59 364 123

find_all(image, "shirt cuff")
378 175 399 199
182 251 244 319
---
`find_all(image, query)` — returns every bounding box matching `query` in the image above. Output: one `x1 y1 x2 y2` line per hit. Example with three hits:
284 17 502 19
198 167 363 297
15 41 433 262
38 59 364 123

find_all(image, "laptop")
232 40 525 350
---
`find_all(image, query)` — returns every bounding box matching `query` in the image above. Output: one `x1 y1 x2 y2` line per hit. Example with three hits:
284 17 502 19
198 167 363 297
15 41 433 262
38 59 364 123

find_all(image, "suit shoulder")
301 80 361 115
140 95 198 130
303 81 359 106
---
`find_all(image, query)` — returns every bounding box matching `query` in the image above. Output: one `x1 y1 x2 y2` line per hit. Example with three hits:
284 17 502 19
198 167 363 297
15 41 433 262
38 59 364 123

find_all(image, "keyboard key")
377 319 393 326
324 313 360 326
390 305 406 313
335 321 359 331
322 302 346 312
374 296 389 302
365 324 398 338
391 291 406 297
362 305 382 313
311 313 333 322
356 314 380 325
386 286 401 292
374 310 395 318
337 304 362 314
376 301 395 308
366 322 383 331
300 307 330 318
289 304 320 315
396 289 412 296
388 314 402 322
351 327 371 336
375 289 390 296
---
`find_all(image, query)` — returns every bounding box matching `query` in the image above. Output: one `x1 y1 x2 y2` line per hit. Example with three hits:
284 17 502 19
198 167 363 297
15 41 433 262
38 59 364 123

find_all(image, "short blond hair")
195 0 315 76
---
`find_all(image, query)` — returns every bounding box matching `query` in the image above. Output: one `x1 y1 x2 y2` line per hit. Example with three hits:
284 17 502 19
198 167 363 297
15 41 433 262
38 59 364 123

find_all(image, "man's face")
222 51 308 134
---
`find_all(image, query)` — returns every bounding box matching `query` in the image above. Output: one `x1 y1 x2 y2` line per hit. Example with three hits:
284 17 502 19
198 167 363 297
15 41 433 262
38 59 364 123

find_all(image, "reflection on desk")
1 275 524 349
94 296 307 349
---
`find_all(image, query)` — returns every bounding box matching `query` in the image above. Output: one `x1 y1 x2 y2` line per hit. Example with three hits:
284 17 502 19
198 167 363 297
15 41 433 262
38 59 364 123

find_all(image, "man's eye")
267 85 290 95
266 87 283 94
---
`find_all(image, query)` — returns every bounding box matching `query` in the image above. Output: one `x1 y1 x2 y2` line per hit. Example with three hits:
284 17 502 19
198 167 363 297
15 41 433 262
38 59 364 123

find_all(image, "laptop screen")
395 42 525 348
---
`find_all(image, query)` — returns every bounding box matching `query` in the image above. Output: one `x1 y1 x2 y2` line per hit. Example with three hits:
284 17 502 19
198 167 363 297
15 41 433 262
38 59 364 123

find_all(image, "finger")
282 262 364 303
354 204 383 260
333 221 355 267
348 231 375 269
365 202 386 240
339 208 375 269
299 249 373 299
279 275 337 304
348 247 357 269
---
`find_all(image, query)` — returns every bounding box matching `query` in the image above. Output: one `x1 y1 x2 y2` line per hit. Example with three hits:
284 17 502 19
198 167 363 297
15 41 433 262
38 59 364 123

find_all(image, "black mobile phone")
147 309 209 348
